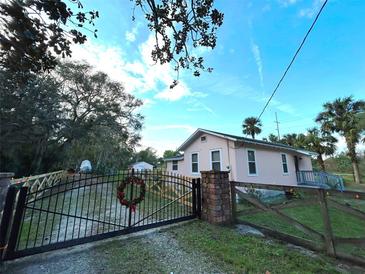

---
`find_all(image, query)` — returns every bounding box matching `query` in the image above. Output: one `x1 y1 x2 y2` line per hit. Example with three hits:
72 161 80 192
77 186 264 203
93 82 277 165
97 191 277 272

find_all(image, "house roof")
129 161 153 166
163 155 184 162
177 128 317 156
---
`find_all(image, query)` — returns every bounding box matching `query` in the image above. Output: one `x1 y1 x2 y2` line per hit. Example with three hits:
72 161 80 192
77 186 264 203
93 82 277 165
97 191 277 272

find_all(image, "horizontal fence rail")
0 170 199 260
230 181 365 266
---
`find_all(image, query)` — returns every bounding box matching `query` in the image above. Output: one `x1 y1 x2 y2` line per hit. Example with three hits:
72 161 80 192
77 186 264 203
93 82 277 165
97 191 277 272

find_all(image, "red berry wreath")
117 176 146 212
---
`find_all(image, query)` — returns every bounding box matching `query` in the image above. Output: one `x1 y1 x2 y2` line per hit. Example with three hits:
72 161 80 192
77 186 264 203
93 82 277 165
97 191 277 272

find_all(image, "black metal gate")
0 170 201 260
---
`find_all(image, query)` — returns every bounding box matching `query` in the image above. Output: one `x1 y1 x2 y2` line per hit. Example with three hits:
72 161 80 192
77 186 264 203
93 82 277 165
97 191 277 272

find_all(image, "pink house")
165 128 316 185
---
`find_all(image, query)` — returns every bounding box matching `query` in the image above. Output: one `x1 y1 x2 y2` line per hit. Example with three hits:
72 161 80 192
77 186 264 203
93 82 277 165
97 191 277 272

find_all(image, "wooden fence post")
318 189 336 256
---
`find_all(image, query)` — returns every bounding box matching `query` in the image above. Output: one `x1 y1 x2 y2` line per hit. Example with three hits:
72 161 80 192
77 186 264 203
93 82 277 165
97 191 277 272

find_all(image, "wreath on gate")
117 176 146 212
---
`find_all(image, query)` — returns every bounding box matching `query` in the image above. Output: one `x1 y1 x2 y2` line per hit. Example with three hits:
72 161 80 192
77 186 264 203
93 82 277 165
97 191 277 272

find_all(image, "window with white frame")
191 153 199 173
211 150 221 171
247 150 257 175
172 160 178 171
281 154 288 174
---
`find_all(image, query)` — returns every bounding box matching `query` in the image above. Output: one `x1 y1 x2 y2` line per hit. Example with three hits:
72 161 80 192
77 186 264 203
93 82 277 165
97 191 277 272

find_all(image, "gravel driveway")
1 221 221 274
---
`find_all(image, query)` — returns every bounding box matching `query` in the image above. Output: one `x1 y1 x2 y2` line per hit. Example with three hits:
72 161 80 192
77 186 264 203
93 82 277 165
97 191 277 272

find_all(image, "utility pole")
275 112 281 140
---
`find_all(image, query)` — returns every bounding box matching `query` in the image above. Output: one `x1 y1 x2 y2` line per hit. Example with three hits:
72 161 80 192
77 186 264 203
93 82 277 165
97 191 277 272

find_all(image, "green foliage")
242 116 262 139
0 0 98 72
325 153 353 173
267 133 279 142
162 150 178 159
316 96 365 183
133 0 223 84
133 147 159 166
0 61 143 176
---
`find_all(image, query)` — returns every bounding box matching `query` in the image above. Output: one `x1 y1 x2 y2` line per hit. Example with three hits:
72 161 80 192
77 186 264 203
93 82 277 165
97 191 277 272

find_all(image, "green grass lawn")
334 173 365 188
169 221 343 274
237 192 365 261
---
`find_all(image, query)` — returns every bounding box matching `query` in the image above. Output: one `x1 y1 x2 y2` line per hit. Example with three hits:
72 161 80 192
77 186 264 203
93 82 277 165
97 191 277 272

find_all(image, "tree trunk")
30 135 48 174
352 162 362 184
347 141 362 184
317 154 326 171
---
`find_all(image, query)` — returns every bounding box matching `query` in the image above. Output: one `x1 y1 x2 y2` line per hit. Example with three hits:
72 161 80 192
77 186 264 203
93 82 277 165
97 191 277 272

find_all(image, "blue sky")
73 0 365 155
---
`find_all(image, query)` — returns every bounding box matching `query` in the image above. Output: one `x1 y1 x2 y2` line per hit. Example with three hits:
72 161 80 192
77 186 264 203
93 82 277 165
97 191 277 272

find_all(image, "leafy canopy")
0 0 98 72
133 0 223 86
1 0 223 83
0 61 144 176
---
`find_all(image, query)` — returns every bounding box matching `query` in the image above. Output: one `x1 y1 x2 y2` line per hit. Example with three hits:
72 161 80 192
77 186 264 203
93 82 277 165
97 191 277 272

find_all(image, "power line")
258 0 328 120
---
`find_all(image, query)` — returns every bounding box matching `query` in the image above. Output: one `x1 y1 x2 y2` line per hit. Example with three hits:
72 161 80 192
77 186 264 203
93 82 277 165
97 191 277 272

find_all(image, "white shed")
129 161 154 171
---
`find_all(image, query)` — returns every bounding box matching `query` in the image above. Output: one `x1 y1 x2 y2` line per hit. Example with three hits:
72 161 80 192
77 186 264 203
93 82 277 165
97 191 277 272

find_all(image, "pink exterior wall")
233 144 312 185
166 160 185 174
165 132 313 185
182 132 235 178
165 132 235 178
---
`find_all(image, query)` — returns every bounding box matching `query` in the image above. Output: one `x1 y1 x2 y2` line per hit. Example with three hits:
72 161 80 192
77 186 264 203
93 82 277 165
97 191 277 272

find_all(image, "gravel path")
142 230 223 274
0 221 222 274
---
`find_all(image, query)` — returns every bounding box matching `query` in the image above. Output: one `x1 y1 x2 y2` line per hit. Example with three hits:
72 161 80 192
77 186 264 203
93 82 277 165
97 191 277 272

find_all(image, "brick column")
200 170 232 225
0 172 14 213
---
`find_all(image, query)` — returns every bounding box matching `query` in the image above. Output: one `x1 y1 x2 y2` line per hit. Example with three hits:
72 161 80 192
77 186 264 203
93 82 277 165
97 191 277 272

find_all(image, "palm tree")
305 128 337 171
316 96 365 184
242 117 262 139
280 133 307 148
281 133 298 147
266 133 279 143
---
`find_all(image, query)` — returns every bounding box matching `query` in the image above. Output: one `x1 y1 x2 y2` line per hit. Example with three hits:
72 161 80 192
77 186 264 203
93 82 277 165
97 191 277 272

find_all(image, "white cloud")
70 33 205 103
279 0 299 7
299 0 325 18
69 42 145 94
147 124 196 133
335 135 365 154
140 124 196 155
125 31 136 42
141 98 155 109
125 23 142 43
154 82 192 101
186 99 216 116
139 137 183 156
250 39 265 92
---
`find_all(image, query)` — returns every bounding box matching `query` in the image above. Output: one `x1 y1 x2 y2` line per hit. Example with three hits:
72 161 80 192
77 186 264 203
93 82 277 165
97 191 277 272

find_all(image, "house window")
211 150 221 171
172 160 178 171
191 153 199 173
281 154 288 174
247 150 257 175
201 136 206 142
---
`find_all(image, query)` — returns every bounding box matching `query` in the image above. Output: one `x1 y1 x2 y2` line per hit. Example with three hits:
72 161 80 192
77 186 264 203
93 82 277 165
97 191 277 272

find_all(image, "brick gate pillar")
200 171 232 225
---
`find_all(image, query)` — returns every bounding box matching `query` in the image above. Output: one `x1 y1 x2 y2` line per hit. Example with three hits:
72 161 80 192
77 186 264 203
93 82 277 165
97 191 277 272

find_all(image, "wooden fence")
11 170 67 201
140 171 193 208
230 181 365 266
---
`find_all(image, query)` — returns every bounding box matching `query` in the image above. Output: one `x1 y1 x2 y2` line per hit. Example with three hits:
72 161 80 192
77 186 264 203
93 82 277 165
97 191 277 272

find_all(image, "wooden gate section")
0 170 201 260
230 181 365 266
